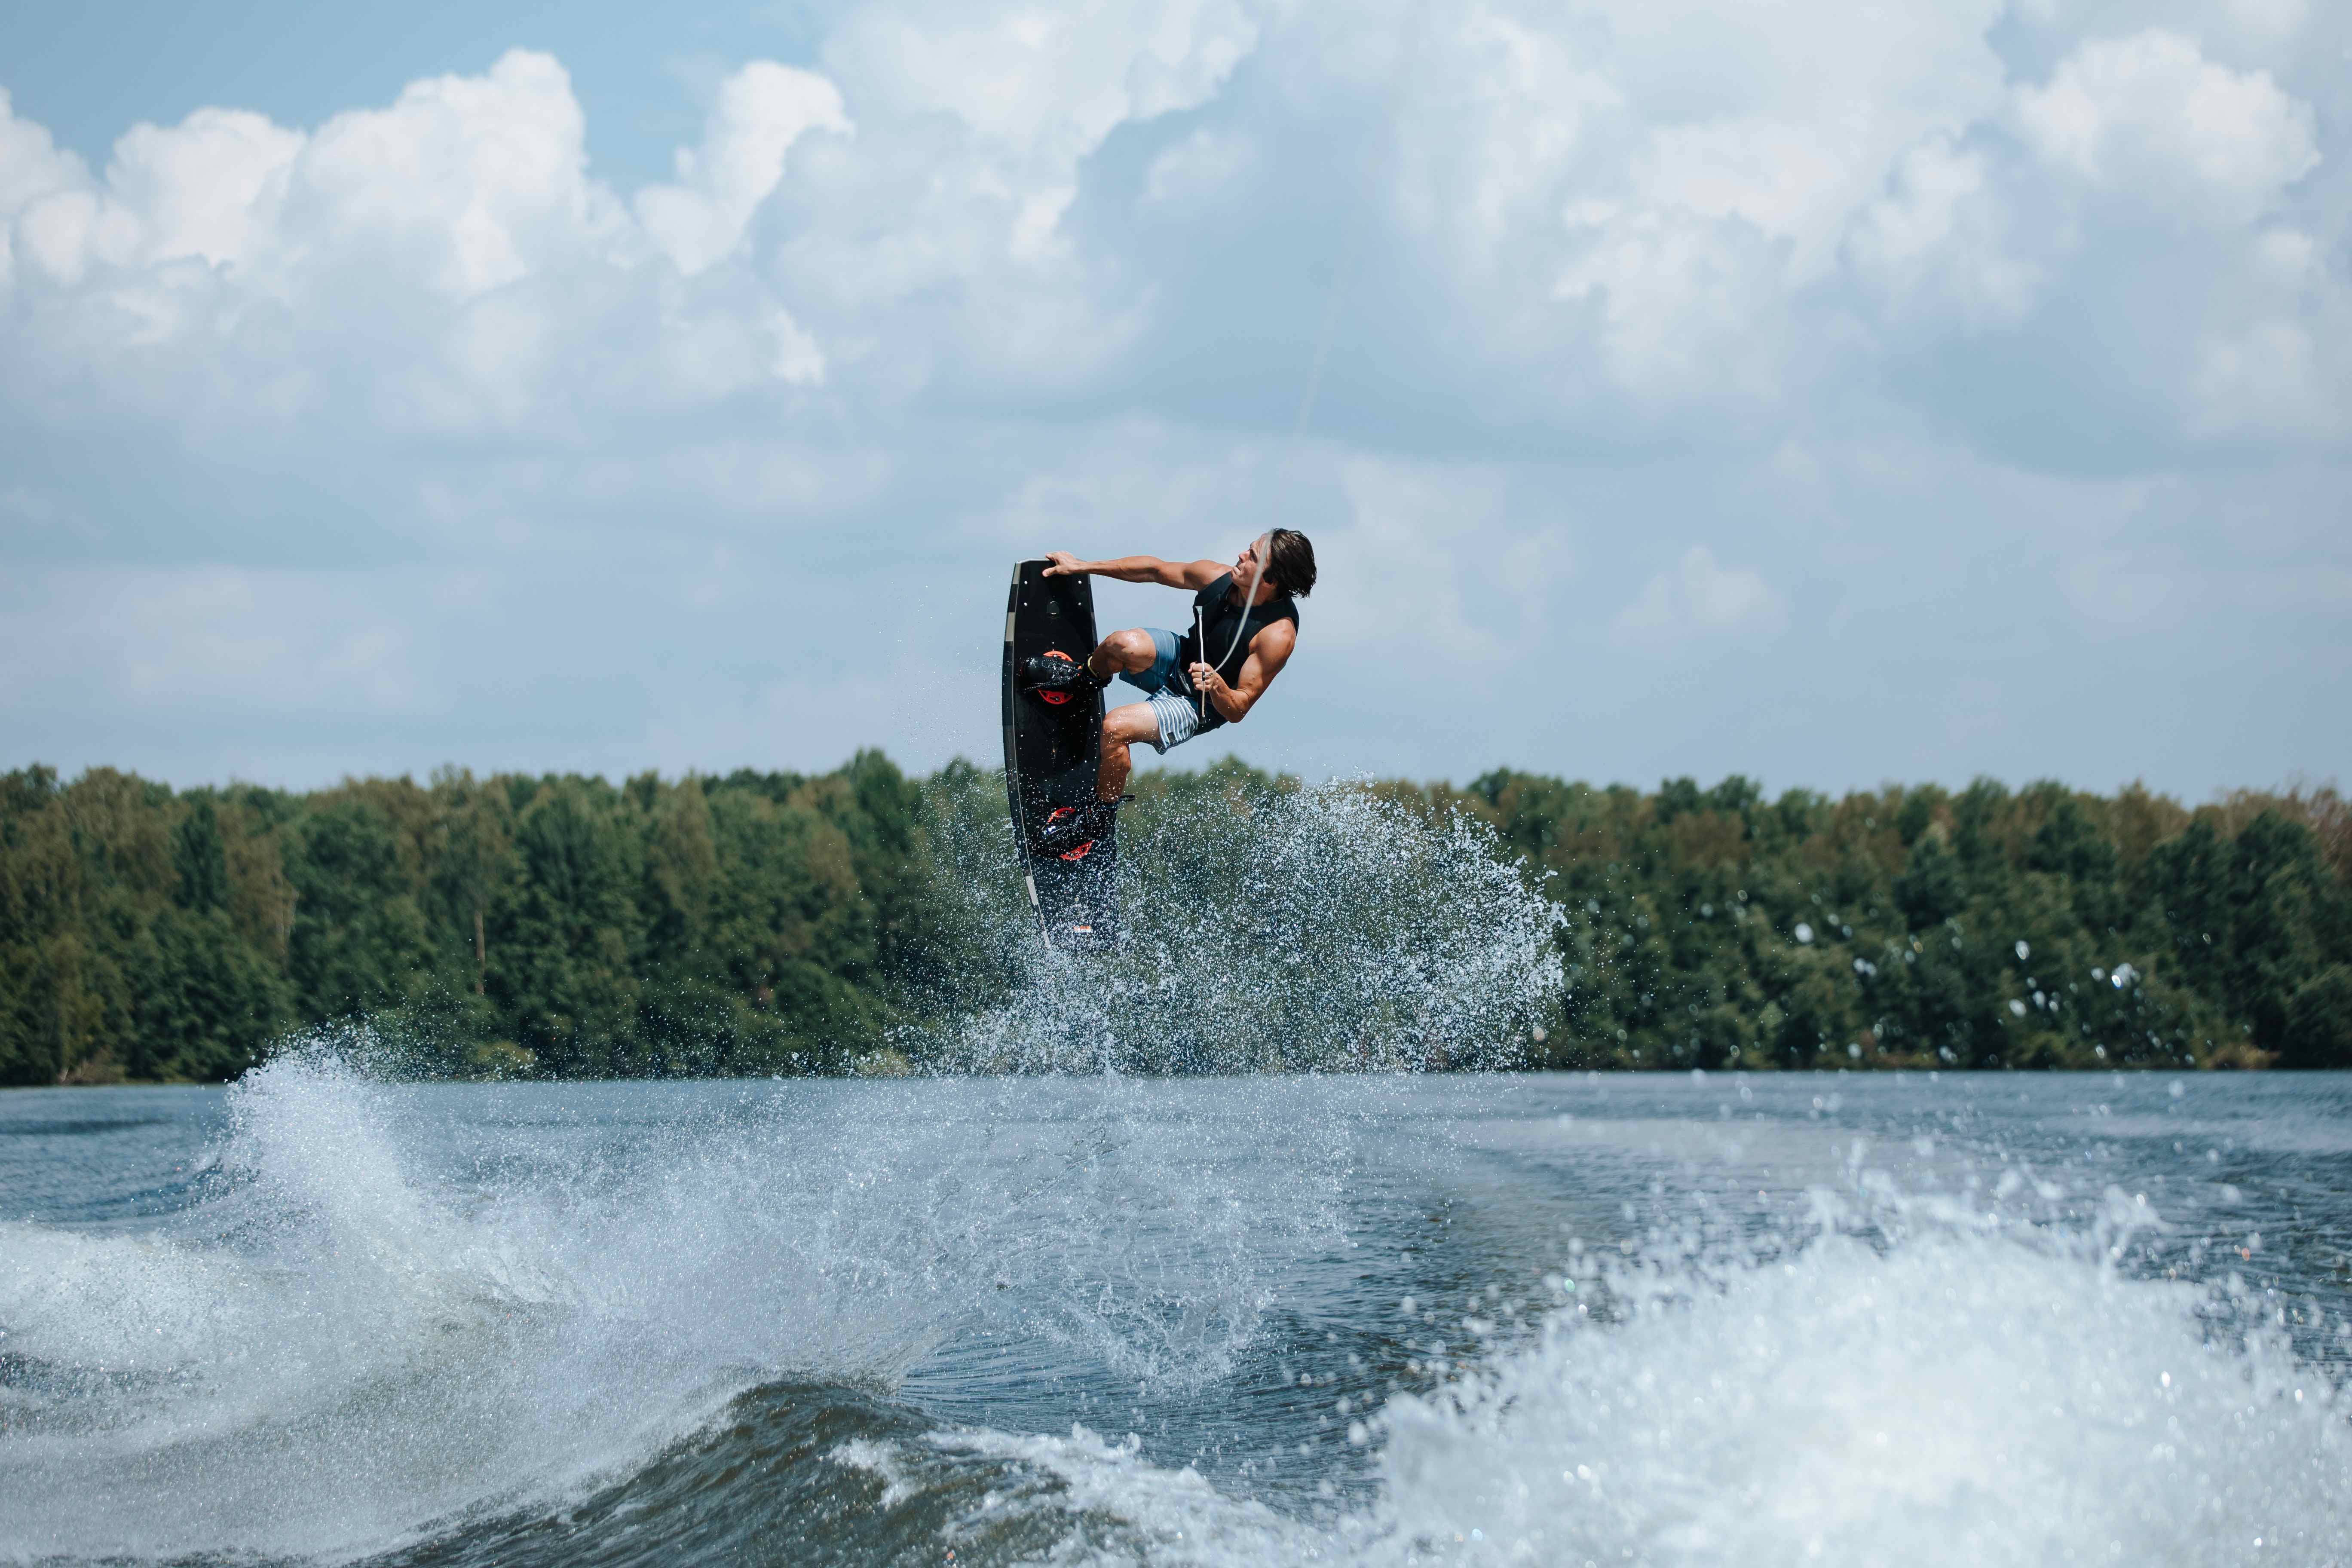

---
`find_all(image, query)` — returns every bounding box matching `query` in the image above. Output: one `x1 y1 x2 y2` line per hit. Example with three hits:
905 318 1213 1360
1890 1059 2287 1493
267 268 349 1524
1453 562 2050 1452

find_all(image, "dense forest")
1 756 2347 1084
1461 770 2349 1073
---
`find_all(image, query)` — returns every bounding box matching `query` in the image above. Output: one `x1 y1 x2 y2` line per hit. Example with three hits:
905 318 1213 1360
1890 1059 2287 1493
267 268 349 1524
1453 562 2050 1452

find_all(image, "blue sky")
1 0 2345 798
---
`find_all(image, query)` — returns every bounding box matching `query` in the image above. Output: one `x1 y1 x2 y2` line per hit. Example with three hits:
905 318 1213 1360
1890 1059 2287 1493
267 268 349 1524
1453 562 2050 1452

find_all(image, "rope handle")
1208 534 1272 690
1194 607 1206 720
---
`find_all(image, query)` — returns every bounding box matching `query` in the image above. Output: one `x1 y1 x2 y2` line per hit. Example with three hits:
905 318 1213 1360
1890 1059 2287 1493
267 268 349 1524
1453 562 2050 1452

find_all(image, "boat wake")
5 1058 2349 1565
0 1050 1352 1562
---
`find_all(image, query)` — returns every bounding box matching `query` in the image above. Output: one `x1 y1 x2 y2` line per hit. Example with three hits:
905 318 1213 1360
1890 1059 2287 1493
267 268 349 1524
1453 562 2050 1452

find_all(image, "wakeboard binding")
1022 651 1105 705
1032 797 1124 860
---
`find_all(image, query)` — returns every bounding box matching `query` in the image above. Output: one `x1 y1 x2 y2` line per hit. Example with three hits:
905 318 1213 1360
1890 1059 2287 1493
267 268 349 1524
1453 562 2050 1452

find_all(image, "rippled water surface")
3 1065 2349 1566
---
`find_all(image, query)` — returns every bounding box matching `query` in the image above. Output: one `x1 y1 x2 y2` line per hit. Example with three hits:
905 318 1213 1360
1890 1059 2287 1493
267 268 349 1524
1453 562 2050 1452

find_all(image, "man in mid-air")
1022 530 1315 843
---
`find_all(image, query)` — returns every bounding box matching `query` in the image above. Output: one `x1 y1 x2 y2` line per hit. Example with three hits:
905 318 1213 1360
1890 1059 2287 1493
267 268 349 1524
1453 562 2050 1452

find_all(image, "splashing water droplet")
914 781 1564 1076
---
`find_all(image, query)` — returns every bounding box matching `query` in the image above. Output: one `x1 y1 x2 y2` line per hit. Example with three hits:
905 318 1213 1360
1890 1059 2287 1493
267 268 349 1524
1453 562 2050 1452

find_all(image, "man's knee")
1097 627 1156 669
1103 702 1161 747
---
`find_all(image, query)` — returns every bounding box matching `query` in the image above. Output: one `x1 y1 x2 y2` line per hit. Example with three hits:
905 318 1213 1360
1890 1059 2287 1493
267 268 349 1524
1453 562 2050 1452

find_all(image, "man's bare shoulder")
1249 616 1297 666
1176 557 1227 590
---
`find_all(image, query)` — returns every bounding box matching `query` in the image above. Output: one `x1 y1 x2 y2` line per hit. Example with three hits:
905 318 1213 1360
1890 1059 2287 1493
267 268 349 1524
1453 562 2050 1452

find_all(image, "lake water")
2 1061 2348 1565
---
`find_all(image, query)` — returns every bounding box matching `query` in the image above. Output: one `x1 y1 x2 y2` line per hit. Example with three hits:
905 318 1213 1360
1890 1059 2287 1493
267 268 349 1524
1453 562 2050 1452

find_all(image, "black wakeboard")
1001 560 1120 952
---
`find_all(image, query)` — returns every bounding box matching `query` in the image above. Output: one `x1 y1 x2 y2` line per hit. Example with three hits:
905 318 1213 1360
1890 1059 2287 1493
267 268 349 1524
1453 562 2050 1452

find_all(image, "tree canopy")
1446 772 2349 1072
1 757 2344 1084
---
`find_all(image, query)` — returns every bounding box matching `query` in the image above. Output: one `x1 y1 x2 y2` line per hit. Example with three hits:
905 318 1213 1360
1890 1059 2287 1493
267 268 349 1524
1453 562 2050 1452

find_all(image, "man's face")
1232 535 1269 585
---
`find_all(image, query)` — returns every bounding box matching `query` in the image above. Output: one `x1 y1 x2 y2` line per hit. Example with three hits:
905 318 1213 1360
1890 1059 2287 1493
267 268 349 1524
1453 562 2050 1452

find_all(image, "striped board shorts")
1144 688 1201 753
1128 628 1204 753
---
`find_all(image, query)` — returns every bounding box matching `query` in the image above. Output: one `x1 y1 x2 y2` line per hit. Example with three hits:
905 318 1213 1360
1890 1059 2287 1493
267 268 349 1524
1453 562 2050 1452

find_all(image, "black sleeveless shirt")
1174 573 1299 733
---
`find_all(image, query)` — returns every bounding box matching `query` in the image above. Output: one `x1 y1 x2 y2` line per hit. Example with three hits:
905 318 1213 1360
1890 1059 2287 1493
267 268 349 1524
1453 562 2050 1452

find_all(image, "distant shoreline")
3 759 2345 1084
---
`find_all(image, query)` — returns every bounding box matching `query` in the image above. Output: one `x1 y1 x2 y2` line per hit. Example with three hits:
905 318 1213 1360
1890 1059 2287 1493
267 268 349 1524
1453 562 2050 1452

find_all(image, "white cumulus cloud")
824 0 1257 165
1843 135 2048 327
633 62 849 278
2014 30 2320 221
0 0 2345 792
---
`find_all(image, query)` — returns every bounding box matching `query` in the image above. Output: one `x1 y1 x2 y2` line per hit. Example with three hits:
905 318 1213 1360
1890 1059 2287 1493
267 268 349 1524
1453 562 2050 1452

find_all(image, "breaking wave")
0 1053 1354 1561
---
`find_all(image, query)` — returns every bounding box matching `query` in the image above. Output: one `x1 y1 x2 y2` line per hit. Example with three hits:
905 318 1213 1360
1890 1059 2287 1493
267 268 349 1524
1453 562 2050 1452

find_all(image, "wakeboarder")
1019 530 1315 848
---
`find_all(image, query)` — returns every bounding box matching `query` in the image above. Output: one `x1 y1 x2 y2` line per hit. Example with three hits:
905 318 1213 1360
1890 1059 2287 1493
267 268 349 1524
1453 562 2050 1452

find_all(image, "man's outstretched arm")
1041 551 1222 590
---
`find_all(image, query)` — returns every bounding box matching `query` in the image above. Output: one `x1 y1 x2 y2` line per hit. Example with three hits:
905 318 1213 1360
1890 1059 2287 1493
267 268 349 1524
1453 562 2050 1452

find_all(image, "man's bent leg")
1026 627 1157 694
1099 702 1161 802
1087 627 1158 680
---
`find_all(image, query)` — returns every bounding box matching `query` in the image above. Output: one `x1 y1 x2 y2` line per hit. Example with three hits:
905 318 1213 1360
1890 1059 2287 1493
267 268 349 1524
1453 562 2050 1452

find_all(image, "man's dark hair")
1265 529 1316 597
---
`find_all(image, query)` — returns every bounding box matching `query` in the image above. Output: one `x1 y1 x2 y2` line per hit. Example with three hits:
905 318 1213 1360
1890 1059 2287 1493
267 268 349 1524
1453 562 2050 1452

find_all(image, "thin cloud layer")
0 0 2344 793
1611 547 1787 650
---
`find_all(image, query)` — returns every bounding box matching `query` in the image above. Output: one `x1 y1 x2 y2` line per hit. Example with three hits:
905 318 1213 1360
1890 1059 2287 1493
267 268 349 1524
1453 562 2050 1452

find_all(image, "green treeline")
1454 771 2352 1072
0 756 995 1085
2 757 2348 1084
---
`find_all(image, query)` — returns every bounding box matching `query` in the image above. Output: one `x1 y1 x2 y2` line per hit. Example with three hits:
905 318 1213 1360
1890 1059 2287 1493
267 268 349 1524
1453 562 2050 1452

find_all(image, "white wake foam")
919 1216 2351 1566
0 1047 1353 1561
